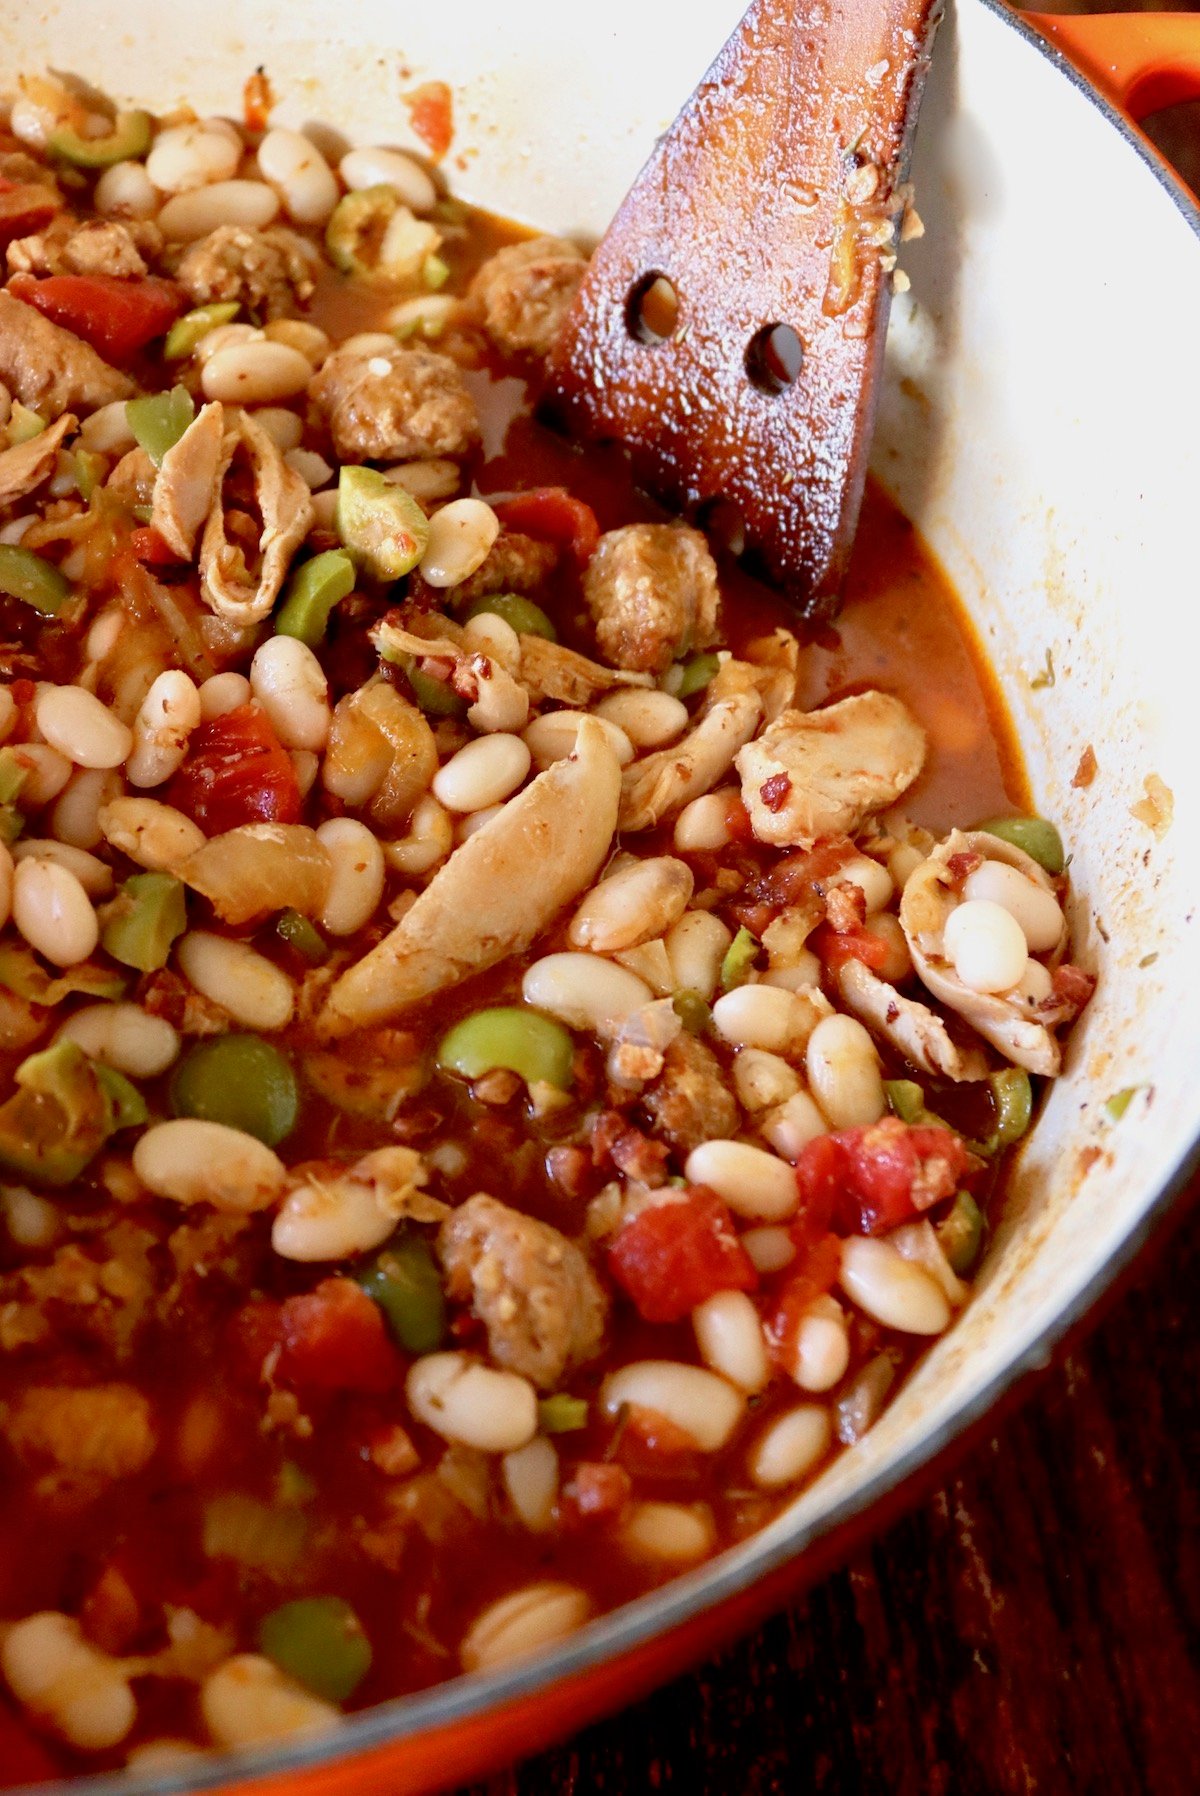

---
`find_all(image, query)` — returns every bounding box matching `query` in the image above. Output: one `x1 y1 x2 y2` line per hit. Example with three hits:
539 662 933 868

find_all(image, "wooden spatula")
543 0 942 617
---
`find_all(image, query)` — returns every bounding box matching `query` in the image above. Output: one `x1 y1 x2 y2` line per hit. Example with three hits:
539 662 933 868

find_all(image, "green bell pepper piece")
973 815 1065 876
0 747 28 807
462 591 557 641
163 301 240 362
672 989 712 1035
48 109 152 169
0 544 71 616
437 1006 574 1091
677 651 720 698
170 1034 299 1147
720 926 759 992
359 1236 446 1354
0 1039 120 1185
100 872 187 972
335 465 429 582
937 1191 984 1275
0 942 125 1006
275 549 356 646
125 386 195 468
258 1597 372 1705
538 1394 588 1434
7 403 46 446
276 908 329 965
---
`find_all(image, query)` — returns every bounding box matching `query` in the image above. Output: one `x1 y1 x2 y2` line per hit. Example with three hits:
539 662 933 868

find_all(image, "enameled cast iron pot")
8 2 1200 1790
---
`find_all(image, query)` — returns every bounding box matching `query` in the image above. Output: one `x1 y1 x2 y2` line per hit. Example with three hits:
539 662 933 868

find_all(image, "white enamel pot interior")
7 0 1200 1789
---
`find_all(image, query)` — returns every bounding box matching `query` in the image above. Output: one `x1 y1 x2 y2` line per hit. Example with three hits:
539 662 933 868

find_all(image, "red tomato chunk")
607 1186 758 1323
794 1116 976 1238
168 702 301 834
809 920 891 973
9 271 185 360
237 1279 401 1395
494 487 600 565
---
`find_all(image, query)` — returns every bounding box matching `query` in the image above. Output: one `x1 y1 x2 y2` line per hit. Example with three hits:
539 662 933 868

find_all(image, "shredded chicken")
837 957 989 1082
516 633 655 707
0 287 132 413
583 522 721 675
437 1193 607 1388
172 224 315 319
0 411 75 507
151 400 225 560
198 409 313 626
619 657 764 830
309 342 478 463
467 236 586 360
735 690 926 848
319 717 621 1035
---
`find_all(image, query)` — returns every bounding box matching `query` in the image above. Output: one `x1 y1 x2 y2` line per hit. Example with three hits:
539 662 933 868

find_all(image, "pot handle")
1023 10 1200 120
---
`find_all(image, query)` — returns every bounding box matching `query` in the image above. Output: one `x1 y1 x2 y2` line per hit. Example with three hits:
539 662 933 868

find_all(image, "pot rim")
20 5 1200 1791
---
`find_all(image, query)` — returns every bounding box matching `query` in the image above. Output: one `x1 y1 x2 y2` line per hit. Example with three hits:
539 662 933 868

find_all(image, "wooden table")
461 1190 1200 1795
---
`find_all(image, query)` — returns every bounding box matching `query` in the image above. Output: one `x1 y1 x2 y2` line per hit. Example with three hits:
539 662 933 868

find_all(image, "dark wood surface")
459 7 1200 1789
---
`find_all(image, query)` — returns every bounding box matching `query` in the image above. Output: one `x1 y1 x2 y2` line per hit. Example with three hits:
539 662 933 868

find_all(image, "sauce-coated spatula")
543 0 942 617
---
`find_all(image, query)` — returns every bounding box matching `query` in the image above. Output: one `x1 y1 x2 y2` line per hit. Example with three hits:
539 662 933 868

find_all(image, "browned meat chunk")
173 224 315 320
583 522 720 674
310 342 479 464
0 1223 159 1359
419 530 556 608
8 217 158 280
0 288 132 414
1 1383 157 1484
437 1193 608 1390
643 1033 738 1154
468 235 586 360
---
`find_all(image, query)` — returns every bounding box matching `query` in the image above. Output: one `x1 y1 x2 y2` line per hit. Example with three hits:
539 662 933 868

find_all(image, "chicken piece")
619 657 764 831
467 235 587 360
319 716 621 1035
151 400 225 560
199 409 313 626
309 342 479 463
0 287 132 414
173 225 315 320
735 690 926 849
516 634 654 707
0 411 76 507
437 1193 607 1388
643 1032 739 1155
583 522 721 676
375 617 528 734
8 215 160 279
900 830 1072 1076
836 957 988 1082
1 1383 156 1484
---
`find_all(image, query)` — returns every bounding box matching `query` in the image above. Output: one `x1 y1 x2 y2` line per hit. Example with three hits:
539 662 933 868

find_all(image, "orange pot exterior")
1024 11 1200 144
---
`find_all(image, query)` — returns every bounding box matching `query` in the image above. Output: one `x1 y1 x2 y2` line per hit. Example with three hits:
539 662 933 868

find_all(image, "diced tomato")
130 525 185 566
81 1561 142 1655
809 921 891 974
405 81 454 161
723 791 755 844
278 1279 402 1393
764 1233 843 1368
607 1187 758 1324
493 487 600 565
615 1404 704 1478
167 702 301 834
0 181 60 245
0 1706 60 1784
1051 962 1096 1015
8 271 186 361
758 836 857 906
794 1116 976 1237
559 1461 632 1527
243 68 275 135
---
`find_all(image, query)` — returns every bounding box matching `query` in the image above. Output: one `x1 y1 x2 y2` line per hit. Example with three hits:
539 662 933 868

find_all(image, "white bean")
198 670 252 720
685 1139 797 1221
286 447 334 490
673 790 734 852
944 899 1029 993
12 858 97 966
147 123 241 193
748 1405 832 1491
620 1501 716 1563
257 128 339 224
600 1361 744 1451
126 1741 208 1769
0 687 14 743
829 854 893 915
49 768 122 851
839 1236 952 1334
406 1352 537 1453
713 983 813 1054
665 909 732 1001
1015 958 1054 1006
12 742 72 807
460 1583 590 1674
861 912 912 984
272 1171 392 1261
741 1225 796 1275
193 321 262 365
127 671 201 789
418 498 499 589
433 733 530 812
35 684 131 770
94 159 158 219
761 1089 830 1160
455 802 504 842
692 1290 769 1392
12 838 113 897
522 953 651 1037
339 146 438 212
502 1436 559 1533
805 1013 885 1128
57 1002 179 1078
383 795 453 877
79 399 137 453
265 319 332 364
98 796 204 872
890 1219 970 1307
201 1655 339 1750
461 610 520 665
523 710 634 770
176 931 295 1031
785 1294 851 1392
84 609 124 666
0 838 11 931
733 1048 800 1113
290 750 319 799
888 841 926 889
568 857 693 954
1 1613 134 1751
2 1186 61 1249
250 636 330 751
251 407 304 453
158 180 280 241
202 339 313 405
133 1119 286 1212
316 817 385 936
382 458 460 503
962 860 1064 954
595 688 689 750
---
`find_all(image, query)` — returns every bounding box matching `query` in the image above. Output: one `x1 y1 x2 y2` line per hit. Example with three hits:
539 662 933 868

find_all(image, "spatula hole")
627 273 679 344
746 323 803 393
